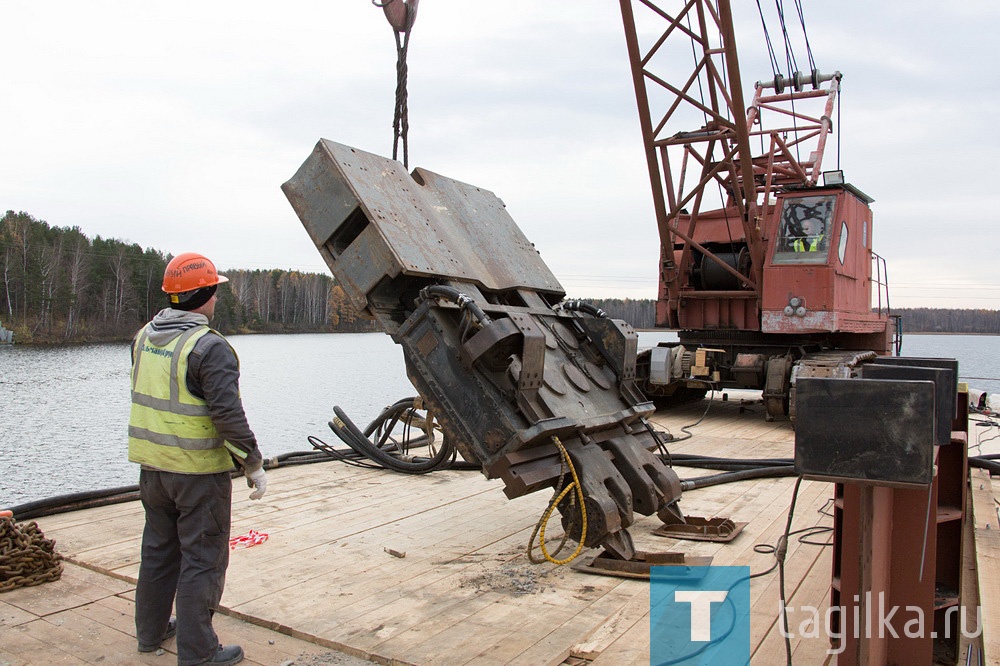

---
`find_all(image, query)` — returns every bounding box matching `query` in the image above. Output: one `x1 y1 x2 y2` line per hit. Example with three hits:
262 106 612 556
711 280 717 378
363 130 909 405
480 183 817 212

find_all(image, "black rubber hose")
561 300 608 319
420 285 492 325
4 451 351 519
331 405 454 474
13 440 988 520
10 491 143 522
660 453 794 472
970 457 1000 474
272 450 334 463
364 400 419 449
672 461 794 473
3 419 474 518
680 466 798 491
667 455 792 466
668 454 794 466
267 452 344 467
6 485 141 521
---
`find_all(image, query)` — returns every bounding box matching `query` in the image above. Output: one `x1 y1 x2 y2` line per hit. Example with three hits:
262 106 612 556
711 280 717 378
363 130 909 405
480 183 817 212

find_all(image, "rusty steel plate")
573 550 714 580
283 140 564 297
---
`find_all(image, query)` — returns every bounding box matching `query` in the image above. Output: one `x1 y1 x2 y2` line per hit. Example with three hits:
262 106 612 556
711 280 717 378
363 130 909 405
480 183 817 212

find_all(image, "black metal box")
794 377 936 487
871 356 958 420
861 363 954 446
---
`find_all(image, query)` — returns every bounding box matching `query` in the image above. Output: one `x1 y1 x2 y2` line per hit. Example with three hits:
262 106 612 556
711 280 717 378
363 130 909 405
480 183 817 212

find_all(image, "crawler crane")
622 0 895 419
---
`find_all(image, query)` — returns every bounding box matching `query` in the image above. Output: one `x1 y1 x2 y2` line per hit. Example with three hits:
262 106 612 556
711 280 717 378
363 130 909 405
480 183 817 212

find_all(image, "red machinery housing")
621 0 895 418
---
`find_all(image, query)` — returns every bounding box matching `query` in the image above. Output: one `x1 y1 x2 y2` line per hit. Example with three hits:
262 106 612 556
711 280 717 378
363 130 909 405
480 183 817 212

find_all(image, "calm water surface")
0 333 413 507
0 331 996 507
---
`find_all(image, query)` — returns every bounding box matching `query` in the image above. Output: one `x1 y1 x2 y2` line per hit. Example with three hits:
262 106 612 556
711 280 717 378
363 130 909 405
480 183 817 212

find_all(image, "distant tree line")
213 269 375 335
575 298 656 329
5 211 999 342
580 299 1000 335
0 211 374 344
894 308 1000 334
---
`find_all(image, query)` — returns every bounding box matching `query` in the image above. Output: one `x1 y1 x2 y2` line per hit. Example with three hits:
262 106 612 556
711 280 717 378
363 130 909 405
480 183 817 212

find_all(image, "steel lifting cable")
372 0 418 168
774 0 804 165
685 10 710 128
774 0 799 80
755 0 781 79
792 0 816 73
836 83 842 169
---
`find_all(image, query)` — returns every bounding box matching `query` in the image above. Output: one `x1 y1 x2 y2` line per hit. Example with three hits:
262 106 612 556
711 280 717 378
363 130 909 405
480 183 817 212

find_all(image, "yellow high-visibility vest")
793 235 823 252
128 325 236 473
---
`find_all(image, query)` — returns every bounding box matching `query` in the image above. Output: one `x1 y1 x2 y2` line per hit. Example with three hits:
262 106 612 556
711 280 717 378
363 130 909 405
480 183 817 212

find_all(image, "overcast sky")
3 1 997 308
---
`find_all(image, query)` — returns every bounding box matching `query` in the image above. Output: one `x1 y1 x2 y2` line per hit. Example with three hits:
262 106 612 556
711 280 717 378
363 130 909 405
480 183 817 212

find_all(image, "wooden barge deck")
2 394 997 665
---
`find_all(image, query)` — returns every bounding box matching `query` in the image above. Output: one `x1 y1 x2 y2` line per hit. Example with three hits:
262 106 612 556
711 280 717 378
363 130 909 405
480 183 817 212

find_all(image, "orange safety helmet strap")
162 252 230 294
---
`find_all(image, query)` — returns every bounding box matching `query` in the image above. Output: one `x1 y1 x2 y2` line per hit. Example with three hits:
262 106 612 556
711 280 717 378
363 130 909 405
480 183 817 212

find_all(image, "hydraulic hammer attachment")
282 140 684 559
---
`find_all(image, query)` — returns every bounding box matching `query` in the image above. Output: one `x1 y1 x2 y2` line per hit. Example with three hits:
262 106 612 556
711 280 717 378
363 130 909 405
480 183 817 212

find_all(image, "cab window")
772 195 836 265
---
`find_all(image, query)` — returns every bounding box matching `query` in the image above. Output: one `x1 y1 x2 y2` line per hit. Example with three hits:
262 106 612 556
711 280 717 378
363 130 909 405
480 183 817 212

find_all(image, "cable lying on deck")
317 397 479 474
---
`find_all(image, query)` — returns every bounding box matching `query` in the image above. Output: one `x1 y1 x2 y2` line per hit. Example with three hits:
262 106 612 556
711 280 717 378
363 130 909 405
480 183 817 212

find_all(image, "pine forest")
0 211 374 343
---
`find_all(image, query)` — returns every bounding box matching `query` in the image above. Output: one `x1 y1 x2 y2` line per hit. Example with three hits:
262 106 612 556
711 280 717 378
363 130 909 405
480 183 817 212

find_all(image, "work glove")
245 467 267 500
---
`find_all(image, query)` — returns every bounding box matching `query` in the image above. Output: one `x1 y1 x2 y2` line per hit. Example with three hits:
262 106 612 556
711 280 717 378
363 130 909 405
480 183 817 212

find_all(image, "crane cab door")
761 187 886 339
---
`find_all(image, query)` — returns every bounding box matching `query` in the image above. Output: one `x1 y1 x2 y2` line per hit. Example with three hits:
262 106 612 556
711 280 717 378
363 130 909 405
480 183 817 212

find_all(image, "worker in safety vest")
792 217 825 252
129 252 265 666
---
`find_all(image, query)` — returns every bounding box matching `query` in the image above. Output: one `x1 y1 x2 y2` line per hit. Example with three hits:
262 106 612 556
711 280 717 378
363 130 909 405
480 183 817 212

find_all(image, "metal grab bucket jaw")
283 140 684 558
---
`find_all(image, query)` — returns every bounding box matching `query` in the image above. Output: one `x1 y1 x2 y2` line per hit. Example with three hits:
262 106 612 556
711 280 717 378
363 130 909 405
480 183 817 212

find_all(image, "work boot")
198 644 244 665
137 617 177 653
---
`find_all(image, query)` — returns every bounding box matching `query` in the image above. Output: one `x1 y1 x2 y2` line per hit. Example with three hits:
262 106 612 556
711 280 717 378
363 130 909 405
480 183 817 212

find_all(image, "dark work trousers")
136 469 232 666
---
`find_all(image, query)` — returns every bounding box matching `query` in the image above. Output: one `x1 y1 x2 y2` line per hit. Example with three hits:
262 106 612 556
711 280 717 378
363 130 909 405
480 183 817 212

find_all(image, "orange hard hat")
161 252 229 294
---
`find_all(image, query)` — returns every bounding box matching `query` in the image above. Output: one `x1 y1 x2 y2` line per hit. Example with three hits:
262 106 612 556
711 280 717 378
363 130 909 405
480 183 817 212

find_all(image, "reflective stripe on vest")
128 325 235 473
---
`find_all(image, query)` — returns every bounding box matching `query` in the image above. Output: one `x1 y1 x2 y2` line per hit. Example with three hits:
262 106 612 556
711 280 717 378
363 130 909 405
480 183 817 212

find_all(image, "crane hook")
372 0 418 34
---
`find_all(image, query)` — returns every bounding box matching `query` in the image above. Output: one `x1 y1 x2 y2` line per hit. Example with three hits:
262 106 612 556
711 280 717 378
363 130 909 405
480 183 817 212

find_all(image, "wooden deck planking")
32 397 809 664
345 532 574 656
751 538 832 663
0 561 372 666
9 393 991 664
223 496 578 658
501 583 643 666
384 558 638 664
586 474 834 665
0 599 37 627
0 562 133 618
0 622 86 666
226 498 544 615
971 468 1000 663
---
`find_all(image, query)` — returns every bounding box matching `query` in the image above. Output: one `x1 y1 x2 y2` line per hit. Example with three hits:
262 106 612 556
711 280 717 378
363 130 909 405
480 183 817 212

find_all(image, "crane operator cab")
761 184 889 352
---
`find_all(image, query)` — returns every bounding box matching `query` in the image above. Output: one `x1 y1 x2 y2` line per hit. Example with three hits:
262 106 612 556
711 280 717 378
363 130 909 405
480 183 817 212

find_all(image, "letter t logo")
675 590 728 641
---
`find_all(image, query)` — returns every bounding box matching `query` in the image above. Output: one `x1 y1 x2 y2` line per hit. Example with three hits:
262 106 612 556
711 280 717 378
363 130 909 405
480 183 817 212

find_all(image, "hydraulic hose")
6 486 141 522
970 457 1000 475
419 285 492 326
679 466 797 491
560 300 608 319
329 400 466 474
666 453 794 471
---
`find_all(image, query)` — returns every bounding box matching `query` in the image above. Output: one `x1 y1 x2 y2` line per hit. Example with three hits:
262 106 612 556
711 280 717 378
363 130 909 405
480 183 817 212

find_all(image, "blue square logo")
650 565 750 665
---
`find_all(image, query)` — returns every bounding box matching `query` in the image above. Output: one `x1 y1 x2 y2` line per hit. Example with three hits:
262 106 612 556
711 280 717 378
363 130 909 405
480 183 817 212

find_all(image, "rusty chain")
0 516 63 593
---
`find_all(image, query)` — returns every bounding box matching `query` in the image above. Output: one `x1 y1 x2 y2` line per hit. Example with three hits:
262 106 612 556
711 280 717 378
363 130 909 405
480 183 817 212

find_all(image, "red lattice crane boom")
620 0 895 418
